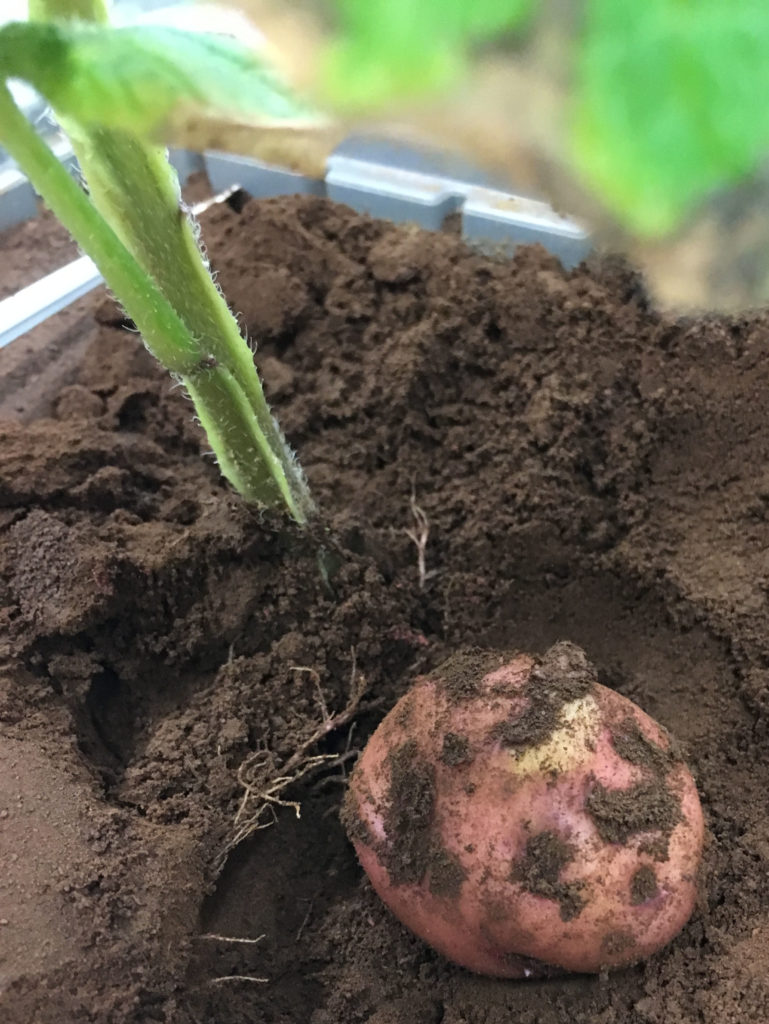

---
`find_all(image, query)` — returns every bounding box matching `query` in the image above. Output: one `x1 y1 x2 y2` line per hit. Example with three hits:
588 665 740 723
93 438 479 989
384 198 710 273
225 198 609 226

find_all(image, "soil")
1 191 768 1023
0 208 78 300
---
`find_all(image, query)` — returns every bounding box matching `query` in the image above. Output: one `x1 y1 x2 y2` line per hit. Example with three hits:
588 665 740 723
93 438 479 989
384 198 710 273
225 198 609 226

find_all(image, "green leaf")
28 0 108 20
572 0 769 237
455 0 538 39
323 0 537 110
0 20 325 149
331 0 535 45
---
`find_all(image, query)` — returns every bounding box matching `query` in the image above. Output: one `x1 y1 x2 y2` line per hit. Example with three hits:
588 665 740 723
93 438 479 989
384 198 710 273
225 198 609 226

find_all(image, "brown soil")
1 192 768 1023
0 208 78 299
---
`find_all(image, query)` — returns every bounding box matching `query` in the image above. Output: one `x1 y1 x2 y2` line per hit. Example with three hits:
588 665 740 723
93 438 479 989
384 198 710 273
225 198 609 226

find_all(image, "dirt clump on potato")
340 786 372 847
490 641 594 749
510 831 587 922
587 710 687 852
381 740 436 886
427 847 467 898
586 780 682 847
352 739 469 899
630 864 659 905
432 648 510 702
610 718 678 774
600 931 636 957
440 732 472 766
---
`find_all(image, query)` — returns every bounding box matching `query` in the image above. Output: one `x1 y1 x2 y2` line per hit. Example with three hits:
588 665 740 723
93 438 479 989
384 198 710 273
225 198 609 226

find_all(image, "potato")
343 642 704 977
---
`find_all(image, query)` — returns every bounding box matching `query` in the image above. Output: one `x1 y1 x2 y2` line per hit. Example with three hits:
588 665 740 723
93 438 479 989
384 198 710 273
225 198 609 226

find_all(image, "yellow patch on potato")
508 695 600 777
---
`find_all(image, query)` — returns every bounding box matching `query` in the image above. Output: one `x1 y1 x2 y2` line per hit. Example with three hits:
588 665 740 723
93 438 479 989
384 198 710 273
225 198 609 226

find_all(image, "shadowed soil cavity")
1 194 768 1023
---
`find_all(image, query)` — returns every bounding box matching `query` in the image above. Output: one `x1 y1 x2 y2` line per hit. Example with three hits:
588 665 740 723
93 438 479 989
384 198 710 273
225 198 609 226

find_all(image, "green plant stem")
0 81 198 372
0 80 312 521
30 0 252 367
187 367 302 512
25 0 314 523
62 130 297 464
71 128 314 519
29 0 293 453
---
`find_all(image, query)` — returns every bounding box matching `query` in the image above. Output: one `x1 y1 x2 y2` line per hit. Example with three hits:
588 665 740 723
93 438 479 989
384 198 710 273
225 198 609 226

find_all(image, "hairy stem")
28 0 313 522
0 80 312 520
0 81 197 372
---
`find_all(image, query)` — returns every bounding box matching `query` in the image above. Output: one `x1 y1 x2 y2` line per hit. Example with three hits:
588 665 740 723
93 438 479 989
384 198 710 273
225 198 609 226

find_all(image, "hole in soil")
225 188 251 214
116 391 158 431
192 790 354 1019
78 667 138 787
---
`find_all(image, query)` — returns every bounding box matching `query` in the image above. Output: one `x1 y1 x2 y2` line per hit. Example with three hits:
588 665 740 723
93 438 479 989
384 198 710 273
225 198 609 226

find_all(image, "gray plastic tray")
206 151 590 269
0 146 590 349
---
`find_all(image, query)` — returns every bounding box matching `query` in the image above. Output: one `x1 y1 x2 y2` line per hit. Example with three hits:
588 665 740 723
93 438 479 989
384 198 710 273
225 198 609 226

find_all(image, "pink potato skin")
347 648 704 977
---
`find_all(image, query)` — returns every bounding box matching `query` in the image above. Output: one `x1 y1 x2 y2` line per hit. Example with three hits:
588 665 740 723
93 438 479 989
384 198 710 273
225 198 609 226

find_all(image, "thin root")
198 933 265 945
405 488 430 590
218 649 367 869
209 975 268 986
296 899 314 942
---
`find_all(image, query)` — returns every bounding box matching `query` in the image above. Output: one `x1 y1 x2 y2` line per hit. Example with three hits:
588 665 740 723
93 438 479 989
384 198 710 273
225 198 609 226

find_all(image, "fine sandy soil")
1 193 768 1023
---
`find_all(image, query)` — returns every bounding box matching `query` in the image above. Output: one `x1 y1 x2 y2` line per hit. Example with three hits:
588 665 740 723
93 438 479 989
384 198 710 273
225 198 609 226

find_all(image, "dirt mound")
1 194 767 1022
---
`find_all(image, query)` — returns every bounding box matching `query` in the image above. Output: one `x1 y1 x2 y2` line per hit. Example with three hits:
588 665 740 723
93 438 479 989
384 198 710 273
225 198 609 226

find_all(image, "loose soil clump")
2 193 769 1022
511 831 586 923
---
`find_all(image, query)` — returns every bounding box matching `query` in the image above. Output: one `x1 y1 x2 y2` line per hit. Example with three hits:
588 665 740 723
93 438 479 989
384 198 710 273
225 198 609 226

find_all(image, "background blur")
7 0 769 313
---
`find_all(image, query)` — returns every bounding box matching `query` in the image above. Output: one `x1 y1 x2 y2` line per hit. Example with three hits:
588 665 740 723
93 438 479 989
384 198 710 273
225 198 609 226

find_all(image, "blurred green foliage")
573 0 769 237
322 0 536 110
323 0 769 238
